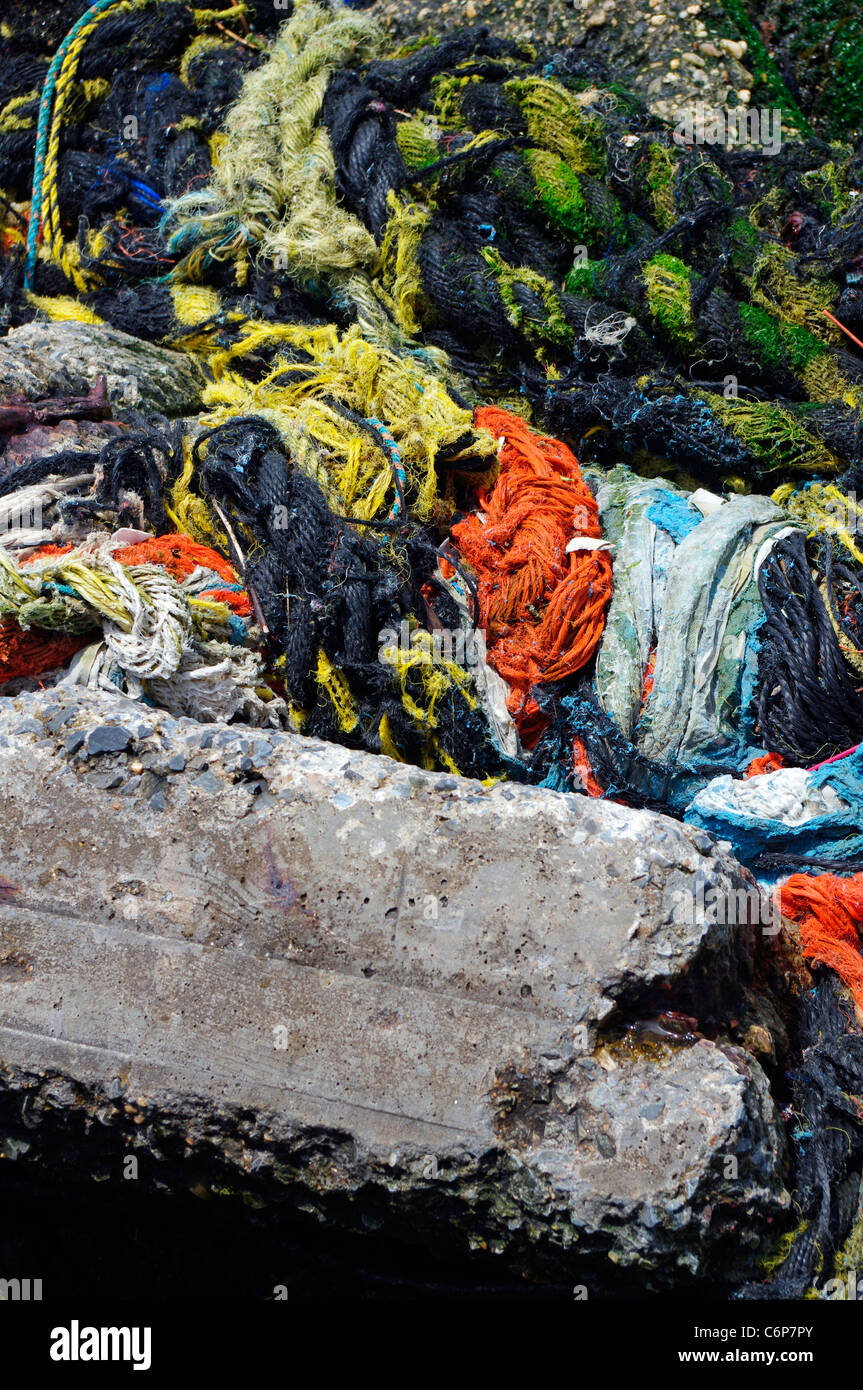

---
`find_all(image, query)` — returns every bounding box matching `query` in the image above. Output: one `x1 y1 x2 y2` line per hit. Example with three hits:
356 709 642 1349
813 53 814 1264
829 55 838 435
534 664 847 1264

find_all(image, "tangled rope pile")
4 0 863 1295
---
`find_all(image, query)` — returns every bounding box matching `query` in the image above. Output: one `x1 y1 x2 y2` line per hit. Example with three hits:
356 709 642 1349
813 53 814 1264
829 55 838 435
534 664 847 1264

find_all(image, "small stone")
745 1025 773 1059
14 719 42 734
149 789 168 812
44 711 75 734
86 724 132 756
586 12 607 28
129 760 144 776
167 754 186 773
738 88 751 104
64 730 86 755
669 57 680 70
194 770 221 794
138 770 163 800
719 37 747 61
465 0 476 16
699 41 720 57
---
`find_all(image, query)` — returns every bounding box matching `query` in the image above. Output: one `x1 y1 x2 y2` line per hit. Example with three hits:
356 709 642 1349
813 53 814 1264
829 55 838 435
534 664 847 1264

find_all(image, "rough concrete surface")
0 687 801 1289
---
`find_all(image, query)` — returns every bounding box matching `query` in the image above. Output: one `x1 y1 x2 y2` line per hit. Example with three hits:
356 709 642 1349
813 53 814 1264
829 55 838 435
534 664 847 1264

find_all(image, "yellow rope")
40 1 146 286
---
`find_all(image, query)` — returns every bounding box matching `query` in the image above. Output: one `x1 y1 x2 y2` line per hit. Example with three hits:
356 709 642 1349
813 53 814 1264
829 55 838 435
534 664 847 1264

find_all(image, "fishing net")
3 0 863 1297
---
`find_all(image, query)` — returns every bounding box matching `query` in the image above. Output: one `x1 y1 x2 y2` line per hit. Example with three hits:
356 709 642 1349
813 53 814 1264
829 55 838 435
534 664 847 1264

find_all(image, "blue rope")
366 416 406 519
24 0 125 290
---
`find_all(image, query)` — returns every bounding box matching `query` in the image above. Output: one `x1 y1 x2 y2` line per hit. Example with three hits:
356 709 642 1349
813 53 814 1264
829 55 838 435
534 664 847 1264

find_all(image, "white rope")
101 561 191 679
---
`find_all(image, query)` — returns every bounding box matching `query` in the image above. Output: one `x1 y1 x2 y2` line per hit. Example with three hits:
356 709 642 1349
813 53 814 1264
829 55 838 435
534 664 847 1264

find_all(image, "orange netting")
745 751 785 778
199 586 253 616
114 534 251 614
452 407 613 744
0 620 94 683
572 736 602 797
22 542 75 564
640 647 656 708
113 533 236 583
779 872 863 1012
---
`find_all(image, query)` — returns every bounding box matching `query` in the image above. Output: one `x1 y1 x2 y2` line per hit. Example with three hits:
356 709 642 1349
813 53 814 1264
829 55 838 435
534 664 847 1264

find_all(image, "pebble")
44 711 75 734
15 718 42 734
167 753 186 773
90 771 124 790
86 724 132 756
194 770 222 794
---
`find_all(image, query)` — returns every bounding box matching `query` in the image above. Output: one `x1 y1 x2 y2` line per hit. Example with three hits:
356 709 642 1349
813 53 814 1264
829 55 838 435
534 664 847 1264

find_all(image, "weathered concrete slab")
0 688 795 1287
0 690 781 1031
0 321 206 415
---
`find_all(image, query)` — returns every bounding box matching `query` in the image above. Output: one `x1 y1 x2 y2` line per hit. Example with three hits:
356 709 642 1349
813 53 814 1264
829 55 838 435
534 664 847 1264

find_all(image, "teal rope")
367 417 407 519
23 0 124 291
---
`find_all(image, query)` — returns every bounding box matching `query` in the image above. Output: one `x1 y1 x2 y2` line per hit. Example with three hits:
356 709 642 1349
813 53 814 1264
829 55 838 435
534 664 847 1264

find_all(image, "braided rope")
24 0 151 290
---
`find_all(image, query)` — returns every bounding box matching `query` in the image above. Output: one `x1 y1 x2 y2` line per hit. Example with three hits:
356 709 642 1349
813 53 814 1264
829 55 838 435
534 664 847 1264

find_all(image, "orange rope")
779 872 863 1012
452 407 612 743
